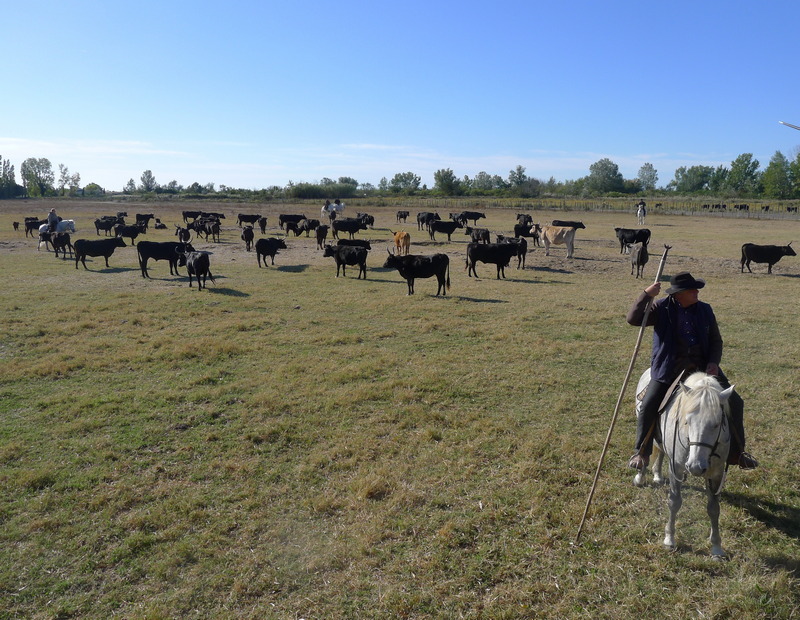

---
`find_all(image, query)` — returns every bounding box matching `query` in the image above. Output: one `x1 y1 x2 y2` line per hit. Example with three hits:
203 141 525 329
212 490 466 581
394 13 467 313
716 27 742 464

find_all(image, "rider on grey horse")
626 271 758 471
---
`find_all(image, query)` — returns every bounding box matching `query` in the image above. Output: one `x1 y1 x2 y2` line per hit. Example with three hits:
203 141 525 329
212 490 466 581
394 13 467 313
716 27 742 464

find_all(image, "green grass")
1 200 799 618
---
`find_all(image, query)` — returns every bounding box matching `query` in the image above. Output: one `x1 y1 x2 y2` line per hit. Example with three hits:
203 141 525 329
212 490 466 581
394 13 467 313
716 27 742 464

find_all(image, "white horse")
39 220 76 234
637 205 646 225
321 201 345 222
633 369 732 557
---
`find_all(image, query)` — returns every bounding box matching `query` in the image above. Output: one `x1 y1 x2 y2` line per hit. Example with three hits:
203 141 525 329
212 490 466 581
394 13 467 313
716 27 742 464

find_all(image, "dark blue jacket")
627 291 723 383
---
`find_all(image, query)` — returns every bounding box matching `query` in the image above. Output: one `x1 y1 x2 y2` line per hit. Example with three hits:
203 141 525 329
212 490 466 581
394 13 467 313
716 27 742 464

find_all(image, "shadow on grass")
85 266 138 274
724 490 800 542
276 264 311 273
208 287 250 297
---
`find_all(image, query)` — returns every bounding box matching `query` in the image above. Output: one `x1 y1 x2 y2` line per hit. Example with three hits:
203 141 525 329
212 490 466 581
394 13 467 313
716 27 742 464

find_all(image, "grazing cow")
137 241 195 278
383 251 450 296
176 250 215 289
539 225 577 258
182 210 203 223
74 237 126 269
255 237 288 267
323 244 368 279
396 210 410 223
356 212 375 228
337 239 372 250
316 225 329 250
95 217 121 236
279 213 307 230
331 217 368 240
258 216 268 234
465 242 519 279
237 213 262 227
552 219 586 230
392 231 411 256
284 221 303 237
135 213 155 230
51 233 73 259
297 218 320 237
614 227 651 254
740 242 796 274
454 211 486 225
629 242 649 278
175 225 191 243
25 219 47 238
416 211 441 231
787 206 798 214
496 235 528 269
115 223 145 245
241 225 255 251
516 213 533 227
465 226 490 244
429 219 462 241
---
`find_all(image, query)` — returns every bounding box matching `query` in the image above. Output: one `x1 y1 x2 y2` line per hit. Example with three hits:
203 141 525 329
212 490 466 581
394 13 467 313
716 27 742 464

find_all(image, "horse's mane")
674 372 728 423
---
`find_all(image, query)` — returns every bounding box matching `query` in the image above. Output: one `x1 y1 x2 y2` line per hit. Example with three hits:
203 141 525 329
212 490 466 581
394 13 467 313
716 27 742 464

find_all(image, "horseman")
47 208 59 232
626 271 758 471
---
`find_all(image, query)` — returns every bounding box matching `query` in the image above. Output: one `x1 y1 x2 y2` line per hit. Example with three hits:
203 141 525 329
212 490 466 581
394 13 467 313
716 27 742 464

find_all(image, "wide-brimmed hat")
666 271 705 295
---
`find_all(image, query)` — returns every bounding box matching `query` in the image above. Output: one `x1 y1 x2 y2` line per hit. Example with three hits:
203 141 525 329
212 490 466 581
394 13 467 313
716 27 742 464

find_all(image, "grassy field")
1 200 799 619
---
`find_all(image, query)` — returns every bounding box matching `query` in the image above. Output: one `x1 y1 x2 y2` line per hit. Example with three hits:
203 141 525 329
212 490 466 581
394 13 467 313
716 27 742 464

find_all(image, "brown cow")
392 231 411 255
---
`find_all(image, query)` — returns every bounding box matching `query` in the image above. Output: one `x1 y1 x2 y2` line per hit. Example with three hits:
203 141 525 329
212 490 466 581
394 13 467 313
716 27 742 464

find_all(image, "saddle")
635 370 687 414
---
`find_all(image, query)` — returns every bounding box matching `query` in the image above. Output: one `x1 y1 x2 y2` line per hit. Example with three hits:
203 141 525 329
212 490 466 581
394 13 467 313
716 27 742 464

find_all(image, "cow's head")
786 241 796 256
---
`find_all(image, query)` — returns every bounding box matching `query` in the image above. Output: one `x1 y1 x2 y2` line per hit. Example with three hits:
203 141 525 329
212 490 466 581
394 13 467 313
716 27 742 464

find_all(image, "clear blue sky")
2 0 799 192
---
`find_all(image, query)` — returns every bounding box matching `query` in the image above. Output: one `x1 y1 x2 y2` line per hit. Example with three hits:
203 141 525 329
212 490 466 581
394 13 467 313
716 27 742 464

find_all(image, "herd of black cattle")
15 207 797 294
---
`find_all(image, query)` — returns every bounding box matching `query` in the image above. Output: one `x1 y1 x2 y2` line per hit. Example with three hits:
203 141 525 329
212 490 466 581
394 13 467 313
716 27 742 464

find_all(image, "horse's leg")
707 479 726 558
664 475 683 550
652 445 665 485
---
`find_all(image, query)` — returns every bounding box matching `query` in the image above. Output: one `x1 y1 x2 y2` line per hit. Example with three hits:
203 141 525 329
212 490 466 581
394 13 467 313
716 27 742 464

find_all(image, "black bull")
383 251 450 295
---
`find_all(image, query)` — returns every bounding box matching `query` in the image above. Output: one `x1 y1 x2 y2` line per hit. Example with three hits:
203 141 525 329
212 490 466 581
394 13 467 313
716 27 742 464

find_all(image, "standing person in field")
626 271 758 471
47 208 59 232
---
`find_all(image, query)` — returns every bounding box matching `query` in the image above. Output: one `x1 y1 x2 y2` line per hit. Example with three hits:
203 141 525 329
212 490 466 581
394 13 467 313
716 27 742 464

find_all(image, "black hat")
665 271 705 295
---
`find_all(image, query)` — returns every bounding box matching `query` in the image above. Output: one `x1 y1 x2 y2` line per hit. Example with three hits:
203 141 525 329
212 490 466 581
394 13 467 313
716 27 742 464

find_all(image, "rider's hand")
645 282 661 297
705 363 719 376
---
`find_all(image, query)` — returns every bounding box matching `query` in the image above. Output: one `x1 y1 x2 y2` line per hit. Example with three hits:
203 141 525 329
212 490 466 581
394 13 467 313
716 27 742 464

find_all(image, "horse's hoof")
663 543 676 552
633 475 646 488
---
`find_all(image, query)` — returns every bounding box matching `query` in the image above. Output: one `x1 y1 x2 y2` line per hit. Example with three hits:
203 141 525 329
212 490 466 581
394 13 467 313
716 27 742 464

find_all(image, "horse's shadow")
724 490 800 542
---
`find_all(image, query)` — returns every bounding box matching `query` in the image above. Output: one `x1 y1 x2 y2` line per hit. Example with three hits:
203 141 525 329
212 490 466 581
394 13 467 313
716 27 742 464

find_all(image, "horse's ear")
719 385 735 403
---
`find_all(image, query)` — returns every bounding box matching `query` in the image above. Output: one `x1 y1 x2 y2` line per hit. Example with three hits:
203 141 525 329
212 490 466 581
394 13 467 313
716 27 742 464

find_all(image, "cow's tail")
446 258 451 291
740 244 748 267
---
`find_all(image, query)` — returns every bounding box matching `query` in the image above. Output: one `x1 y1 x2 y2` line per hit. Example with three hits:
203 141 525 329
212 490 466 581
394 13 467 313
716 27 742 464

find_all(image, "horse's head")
679 373 732 477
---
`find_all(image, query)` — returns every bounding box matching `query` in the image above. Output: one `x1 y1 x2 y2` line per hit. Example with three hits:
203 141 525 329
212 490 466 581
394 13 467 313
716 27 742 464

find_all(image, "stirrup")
737 452 758 470
628 454 649 471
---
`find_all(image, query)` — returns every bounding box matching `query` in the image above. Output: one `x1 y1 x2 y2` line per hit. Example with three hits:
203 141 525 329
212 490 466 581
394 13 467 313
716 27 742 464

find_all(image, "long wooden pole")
574 244 672 544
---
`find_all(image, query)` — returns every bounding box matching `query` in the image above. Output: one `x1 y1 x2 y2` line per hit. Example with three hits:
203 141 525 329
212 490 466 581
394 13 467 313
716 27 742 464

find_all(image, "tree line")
2 150 800 201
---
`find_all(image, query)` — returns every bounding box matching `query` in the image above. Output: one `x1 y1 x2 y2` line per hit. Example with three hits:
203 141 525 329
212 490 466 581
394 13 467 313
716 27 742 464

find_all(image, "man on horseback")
626 271 758 471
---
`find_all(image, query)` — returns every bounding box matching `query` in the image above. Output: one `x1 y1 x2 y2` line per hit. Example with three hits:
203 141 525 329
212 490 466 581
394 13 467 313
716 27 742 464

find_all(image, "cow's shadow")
276 264 311 273
452 296 508 304
208 287 249 297
84 266 138 274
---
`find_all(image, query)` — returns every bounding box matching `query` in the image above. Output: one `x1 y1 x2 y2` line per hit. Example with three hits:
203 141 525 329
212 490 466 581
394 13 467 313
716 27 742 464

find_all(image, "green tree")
139 170 158 192
708 166 729 193
124 179 136 194
761 151 792 199
637 163 658 192
84 183 104 197
378 177 389 193
20 157 54 197
788 152 800 198
586 158 624 193
389 172 421 194
508 165 527 186
338 176 358 187
0 155 19 198
725 153 760 196
433 168 461 195
669 165 714 193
